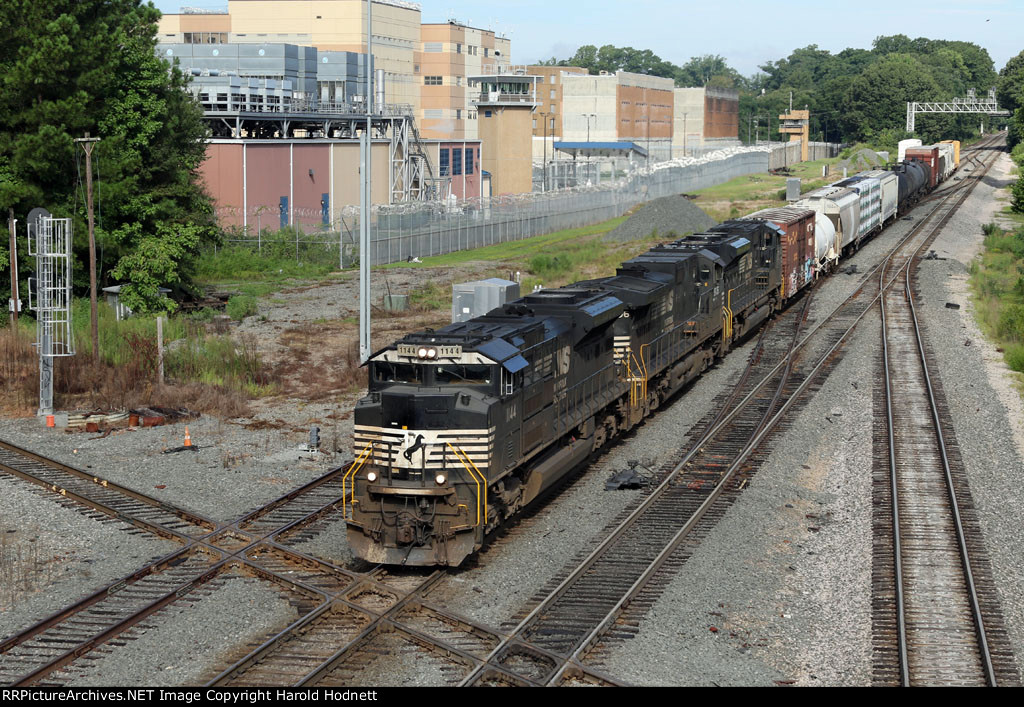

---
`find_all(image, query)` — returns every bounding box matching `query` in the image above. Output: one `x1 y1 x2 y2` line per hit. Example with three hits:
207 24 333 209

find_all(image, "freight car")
347 144 962 566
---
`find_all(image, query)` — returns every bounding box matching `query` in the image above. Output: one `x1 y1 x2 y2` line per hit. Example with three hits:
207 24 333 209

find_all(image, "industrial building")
160 1 425 114
673 86 741 156
561 71 676 162
417 21 511 140
197 136 482 232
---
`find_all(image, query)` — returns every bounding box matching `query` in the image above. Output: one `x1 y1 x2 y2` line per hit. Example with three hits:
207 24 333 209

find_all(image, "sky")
152 0 1024 77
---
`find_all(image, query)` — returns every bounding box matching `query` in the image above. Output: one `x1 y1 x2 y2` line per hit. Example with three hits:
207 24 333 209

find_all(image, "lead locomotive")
347 221 790 565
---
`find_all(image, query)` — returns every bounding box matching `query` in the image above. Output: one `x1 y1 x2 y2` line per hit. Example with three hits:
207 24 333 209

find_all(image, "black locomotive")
348 221 786 565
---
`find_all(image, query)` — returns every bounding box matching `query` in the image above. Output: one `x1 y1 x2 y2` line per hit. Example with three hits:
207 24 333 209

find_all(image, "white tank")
898 139 922 163
813 212 837 263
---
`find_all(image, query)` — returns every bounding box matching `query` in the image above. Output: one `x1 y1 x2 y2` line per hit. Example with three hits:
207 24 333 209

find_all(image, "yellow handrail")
342 442 374 517
446 442 487 527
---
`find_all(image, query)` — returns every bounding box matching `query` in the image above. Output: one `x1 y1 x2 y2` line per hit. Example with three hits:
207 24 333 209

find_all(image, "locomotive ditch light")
367 471 378 483
435 474 446 485
417 347 429 358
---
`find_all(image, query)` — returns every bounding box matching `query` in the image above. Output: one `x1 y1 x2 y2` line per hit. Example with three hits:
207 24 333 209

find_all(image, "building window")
532 118 537 129
466 148 474 175
484 48 489 57
424 76 443 86
456 43 462 54
484 110 492 118
550 105 556 114
456 109 462 120
456 76 462 86
440 149 450 176
550 75 556 84
425 42 443 53
550 89 556 99
453 148 463 176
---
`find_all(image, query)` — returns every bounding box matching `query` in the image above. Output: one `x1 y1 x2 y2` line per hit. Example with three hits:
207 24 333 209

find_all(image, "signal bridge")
906 88 1009 132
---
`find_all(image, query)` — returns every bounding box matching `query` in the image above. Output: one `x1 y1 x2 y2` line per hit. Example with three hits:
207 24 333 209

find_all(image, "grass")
969 222 1024 375
0 298 278 416
383 215 629 270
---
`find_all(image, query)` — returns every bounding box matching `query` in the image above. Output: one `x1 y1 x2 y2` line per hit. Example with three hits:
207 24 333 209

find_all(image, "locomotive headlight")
435 474 446 485
367 471 377 483
417 347 428 359
427 348 438 359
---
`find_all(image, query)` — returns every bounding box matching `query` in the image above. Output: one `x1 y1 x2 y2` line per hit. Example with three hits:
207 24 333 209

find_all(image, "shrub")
997 304 1024 341
1004 343 1024 372
226 295 258 321
1012 173 1024 215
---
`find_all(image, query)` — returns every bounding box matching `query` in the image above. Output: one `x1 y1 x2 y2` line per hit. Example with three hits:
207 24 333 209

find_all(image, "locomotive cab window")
372 362 422 386
433 364 494 387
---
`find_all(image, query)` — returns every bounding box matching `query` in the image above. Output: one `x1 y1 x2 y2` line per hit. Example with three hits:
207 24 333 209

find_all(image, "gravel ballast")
56 573 301 686
0 475 177 643
911 150 1024 673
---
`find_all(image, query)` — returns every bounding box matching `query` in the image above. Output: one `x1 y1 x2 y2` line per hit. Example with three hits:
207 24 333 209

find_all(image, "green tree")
842 54 941 141
999 50 1024 126
0 1 216 313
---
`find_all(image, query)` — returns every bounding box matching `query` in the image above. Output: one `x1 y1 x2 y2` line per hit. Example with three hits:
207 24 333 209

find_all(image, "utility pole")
74 133 101 364
359 0 373 363
7 209 17 327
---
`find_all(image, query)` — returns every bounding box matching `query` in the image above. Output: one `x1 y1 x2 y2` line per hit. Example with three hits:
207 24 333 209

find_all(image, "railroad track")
446 135 1014 686
0 439 217 541
0 447 554 687
872 135 1020 686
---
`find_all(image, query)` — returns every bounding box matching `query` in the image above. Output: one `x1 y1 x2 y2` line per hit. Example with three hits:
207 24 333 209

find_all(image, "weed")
226 295 258 321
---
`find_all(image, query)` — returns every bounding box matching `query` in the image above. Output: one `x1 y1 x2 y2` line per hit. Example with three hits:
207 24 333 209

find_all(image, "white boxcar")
796 185 860 252
898 138 922 163
833 175 882 239
861 169 899 224
934 142 955 181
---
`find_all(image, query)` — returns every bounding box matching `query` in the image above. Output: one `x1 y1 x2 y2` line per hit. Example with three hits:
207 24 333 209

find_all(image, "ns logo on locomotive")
344 140 955 566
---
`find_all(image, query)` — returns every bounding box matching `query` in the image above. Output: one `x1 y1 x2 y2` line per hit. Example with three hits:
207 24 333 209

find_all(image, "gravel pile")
835 148 885 174
0 475 177 642
428 206 923 682
912 151 1024 675
605 195 717 243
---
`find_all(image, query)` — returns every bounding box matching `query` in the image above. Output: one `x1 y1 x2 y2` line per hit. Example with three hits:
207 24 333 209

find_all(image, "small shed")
103 285 171 321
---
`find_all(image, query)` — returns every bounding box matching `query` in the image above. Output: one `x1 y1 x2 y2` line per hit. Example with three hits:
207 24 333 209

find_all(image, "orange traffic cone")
183 427 192 447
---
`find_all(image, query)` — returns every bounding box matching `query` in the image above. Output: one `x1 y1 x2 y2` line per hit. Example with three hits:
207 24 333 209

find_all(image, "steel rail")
465 134 1003 686
881 136 1001 686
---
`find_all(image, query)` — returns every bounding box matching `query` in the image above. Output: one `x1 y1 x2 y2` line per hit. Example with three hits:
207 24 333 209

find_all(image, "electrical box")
452 278 520 323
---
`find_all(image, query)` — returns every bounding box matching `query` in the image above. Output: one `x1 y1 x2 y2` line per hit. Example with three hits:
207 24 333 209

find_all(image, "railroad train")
346 141 959 566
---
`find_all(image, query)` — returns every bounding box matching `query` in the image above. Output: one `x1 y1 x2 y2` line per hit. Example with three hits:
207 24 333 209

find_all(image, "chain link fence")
216 141 841 267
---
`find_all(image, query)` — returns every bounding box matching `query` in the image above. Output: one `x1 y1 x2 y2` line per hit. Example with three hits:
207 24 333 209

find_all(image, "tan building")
673 86 741 156
160 0 422 112
416 22 511 140
525 66 588 139
562 71 675 161
470 72 538 196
